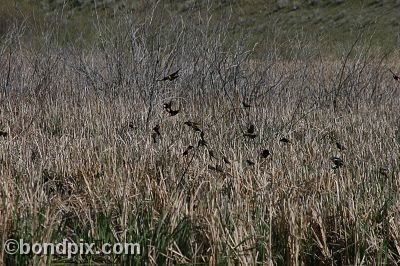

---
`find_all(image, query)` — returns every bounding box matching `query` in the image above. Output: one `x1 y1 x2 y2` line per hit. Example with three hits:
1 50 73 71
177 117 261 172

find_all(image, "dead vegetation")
0 5 400 265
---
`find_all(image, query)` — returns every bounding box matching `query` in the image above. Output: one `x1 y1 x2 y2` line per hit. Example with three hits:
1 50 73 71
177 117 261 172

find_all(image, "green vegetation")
1 0 400 52
1 0 400 265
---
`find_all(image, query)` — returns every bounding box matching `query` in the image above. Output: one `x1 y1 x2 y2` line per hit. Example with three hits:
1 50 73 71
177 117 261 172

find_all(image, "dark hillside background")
1 0 399 54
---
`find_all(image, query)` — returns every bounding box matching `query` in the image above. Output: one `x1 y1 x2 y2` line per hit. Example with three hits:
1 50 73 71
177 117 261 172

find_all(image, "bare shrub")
1 2 400 265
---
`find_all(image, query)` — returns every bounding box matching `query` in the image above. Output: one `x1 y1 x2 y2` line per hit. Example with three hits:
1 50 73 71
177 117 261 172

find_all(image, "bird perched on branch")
157 69 180 81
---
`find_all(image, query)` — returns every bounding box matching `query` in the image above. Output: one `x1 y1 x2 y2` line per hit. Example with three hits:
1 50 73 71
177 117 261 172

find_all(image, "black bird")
208 150 216 159
280 137 291 144
243 124 257 139
184 121 201 132
215 165 224 173
169 109 180 116
246 159 255 166
153 124 161 136
389 69 400 81
198 131 207 146
223 156 231 165
157 69 180 81
200 131 205 140
261 149 270 158
242 101 251 108
198 139 207 147
244 133 257 139
163 101 180 116
163 101 172 113
336 142 346 151
330 156 344 169
183 145 194 156
208 164 224 173
379 167 389 177
208 165 216 171
247 124 255 134
151 132 158 143
0 130 8 137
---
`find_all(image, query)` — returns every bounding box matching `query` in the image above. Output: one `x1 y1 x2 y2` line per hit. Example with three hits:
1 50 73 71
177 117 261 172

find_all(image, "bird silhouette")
164 101 171 109
128 122 136 129
163 101 180 116
151 133 158 143
169 109 180 116
0 130 8 137
198 131 207 146
184 121 201 132
198 139 207 147
208 150 216 159
157 69 180 81
247 124 255 134
208 164 224 173
200 131 205 140
208 165 216 171
163 101 172 113
330 156 343 169
246 159 255 166
335 142 346 151
242 101 251 108
153 124 161 136
280 137 291 144
244 133 257 139
183 145 194 156
389 69 400 81
243 124 257 139
223 156 231 165
379 167 389 177
260 149 270 158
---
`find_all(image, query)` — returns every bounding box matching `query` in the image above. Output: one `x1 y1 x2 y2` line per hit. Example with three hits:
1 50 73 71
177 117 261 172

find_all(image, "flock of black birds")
0 67 398 173
151 68 278 175
147 68 400 173
149 67 400 173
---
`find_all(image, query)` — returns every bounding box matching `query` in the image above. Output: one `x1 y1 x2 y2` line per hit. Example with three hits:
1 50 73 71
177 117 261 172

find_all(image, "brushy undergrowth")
1 3 400 265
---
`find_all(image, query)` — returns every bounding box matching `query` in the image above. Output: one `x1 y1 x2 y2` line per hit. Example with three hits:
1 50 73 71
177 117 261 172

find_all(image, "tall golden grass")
0 7 399 265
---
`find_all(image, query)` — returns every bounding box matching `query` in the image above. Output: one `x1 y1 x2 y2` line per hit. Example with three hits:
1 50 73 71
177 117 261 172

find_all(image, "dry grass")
1 7 400 265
